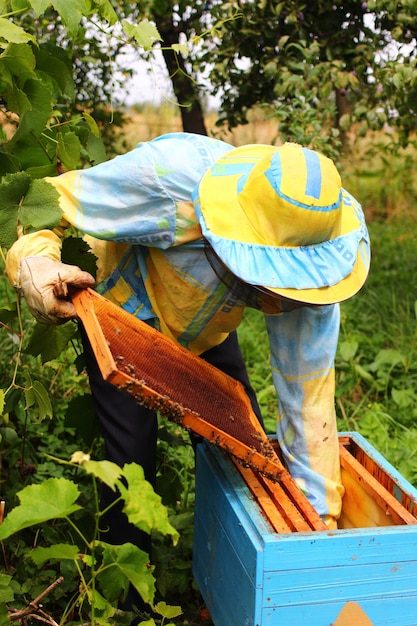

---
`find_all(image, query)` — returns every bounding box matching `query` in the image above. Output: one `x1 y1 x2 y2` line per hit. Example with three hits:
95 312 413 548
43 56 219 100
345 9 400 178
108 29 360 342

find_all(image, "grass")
336 217 417 484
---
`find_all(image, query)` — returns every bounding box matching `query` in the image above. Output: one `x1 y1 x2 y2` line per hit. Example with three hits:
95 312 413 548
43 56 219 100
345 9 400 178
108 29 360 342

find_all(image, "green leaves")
23 371 53 420
391 387 417 409
91 0 118 26
29 542 80 565
0 42 36 85
61 236 98 277
0 2 161 181
0 572 14 604
204 0 417 152
0 171 31 248
122 19 162 51
0 454 179 549
0 454 181 615
0 17 36 45
28 0 118 33
82 459 123 490
121 463 180 544
0 16 106 177
338 340 359 362
29 0 88 35
0 477 81 539
57 131 81 171
98 542 155 605
36 43 73 94
154 601 182 621
368 348 406 373
10 77 55 143
25 320 79 364
19 178 62 232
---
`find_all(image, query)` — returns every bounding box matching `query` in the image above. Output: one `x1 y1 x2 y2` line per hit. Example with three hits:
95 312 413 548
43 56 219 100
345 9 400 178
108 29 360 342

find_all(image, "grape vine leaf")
98 542 156 605
120 463 179 543
0 477 81 540
29 543 80 566
19 178 62 232
25 321 78 364
0 172 31 248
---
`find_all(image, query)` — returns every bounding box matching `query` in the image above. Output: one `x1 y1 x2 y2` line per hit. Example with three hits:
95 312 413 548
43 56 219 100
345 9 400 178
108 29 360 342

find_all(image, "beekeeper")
6 131 370 606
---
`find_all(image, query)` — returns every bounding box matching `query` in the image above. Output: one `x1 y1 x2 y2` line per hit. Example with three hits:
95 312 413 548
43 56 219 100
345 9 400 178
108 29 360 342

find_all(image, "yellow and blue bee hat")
192 142 370 305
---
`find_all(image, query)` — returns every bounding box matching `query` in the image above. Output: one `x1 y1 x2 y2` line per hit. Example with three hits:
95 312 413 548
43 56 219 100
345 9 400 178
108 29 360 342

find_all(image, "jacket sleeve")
5 229 63 288
264 303 344 527
45 133 234 246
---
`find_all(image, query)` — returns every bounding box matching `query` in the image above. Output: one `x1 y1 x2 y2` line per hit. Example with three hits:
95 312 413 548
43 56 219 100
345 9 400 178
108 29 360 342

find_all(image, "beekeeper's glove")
19 256 95 324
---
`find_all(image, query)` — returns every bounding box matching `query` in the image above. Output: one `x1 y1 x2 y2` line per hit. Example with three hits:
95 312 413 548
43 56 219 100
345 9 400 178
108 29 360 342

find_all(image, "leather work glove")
19 256 95 324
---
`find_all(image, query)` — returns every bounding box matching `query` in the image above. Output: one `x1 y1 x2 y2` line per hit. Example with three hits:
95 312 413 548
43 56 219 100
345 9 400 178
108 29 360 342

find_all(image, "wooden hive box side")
261 525 417 625
193 443 275 626
194 434 417 625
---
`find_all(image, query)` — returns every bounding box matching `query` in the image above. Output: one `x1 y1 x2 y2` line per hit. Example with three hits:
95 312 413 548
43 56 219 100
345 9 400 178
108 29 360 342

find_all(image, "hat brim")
266 241 370 304
193 145 370 306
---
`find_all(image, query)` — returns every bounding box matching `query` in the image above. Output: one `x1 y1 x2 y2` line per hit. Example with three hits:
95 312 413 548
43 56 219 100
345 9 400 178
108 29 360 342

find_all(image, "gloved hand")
19 256 96 324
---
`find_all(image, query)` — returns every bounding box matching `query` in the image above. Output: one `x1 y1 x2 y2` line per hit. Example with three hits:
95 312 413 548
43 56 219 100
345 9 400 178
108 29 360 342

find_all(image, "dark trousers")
80 327 263 611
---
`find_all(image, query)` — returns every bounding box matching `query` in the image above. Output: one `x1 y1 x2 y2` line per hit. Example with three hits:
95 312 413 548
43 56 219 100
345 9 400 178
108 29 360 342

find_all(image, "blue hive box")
193 432 417 626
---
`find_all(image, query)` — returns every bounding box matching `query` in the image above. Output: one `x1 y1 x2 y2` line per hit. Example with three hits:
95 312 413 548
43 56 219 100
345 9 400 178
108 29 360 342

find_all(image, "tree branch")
8 577 64 624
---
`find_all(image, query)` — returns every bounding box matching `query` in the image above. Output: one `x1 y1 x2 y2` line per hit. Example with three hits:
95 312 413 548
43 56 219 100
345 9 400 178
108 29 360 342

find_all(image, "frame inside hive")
72 288 326 531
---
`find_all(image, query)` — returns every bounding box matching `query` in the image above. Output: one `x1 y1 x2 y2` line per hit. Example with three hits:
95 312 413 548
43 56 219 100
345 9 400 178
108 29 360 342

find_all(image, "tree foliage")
120 1 417 157
196 0 417 156
0 0 162 178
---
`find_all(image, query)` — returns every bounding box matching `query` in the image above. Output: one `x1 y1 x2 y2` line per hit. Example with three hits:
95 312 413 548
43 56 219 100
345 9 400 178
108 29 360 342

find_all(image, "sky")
115 46 221 109
122 52 172 106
